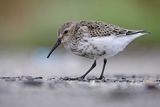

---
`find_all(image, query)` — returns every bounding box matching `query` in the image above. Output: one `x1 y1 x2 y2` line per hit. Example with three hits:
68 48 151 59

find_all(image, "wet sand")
0 48 160 107
0 75 160 107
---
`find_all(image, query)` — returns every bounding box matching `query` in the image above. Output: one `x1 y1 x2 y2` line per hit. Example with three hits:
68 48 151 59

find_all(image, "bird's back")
76 21 147 38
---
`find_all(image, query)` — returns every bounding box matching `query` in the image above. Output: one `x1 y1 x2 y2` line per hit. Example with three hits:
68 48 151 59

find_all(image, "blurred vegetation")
0 0 160 47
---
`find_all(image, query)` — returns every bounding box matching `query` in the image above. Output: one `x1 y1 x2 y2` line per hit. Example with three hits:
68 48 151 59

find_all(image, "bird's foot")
61 76 85 81
96 76 105 81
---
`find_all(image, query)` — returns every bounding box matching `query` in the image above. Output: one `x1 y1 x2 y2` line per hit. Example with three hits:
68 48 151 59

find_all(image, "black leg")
80 60 96 79
62 60 96 81
99 58 107 80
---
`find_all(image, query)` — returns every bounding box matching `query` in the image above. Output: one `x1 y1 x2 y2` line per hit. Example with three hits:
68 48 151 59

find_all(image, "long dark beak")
47 38 61 58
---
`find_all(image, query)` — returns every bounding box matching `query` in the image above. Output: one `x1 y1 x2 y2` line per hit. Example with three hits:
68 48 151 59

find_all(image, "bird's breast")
67 37 106 59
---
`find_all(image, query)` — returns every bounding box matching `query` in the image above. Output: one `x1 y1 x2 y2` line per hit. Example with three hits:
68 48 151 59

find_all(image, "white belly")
88 33 145 58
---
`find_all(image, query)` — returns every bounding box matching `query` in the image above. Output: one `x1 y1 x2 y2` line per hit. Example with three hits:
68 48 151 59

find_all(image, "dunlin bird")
47 21 149 80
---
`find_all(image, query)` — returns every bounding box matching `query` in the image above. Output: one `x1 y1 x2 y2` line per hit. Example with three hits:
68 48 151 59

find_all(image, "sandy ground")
0 48 160 107
0 75 160 107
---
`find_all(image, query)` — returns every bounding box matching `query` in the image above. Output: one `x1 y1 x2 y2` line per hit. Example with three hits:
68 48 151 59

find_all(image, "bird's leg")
98 58 107 80
80 60 96 79
62 60 96 81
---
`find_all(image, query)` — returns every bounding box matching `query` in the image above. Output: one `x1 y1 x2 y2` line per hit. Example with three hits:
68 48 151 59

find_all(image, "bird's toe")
61 76 85 81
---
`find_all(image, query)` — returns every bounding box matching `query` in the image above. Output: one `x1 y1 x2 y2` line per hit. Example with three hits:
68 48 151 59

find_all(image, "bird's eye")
64 30 68 34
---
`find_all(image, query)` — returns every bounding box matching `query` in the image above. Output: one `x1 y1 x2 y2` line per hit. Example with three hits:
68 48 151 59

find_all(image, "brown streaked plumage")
78 21 128 37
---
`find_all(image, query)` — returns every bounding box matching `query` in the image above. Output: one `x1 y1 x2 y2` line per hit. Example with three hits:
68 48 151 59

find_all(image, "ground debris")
1 75 160 107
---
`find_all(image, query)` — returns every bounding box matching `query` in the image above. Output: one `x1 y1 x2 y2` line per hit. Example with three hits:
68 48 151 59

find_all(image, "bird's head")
58 22 77 43
47 22 77 58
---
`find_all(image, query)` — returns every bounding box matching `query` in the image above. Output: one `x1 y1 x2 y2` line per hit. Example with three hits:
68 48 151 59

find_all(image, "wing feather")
76 21 148 37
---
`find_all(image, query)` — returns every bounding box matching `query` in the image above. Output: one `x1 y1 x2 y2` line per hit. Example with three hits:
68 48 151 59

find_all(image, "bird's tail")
126 30 150 36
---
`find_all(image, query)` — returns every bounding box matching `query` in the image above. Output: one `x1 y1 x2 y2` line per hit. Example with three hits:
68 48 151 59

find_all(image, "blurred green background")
0 0 160 48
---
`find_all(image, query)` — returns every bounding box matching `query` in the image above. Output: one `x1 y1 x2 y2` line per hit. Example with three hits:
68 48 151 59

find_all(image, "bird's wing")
77 21 147 37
